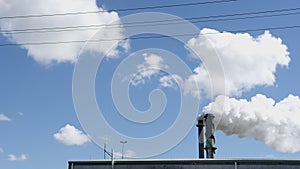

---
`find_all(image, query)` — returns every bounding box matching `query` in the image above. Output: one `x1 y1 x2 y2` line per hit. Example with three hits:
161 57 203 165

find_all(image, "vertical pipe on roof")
197 116 205 158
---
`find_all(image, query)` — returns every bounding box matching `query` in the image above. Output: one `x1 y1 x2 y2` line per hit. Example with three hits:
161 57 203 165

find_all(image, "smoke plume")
203 94 300 153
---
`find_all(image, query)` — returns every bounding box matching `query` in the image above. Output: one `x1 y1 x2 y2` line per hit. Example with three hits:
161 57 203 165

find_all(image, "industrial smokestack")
196 114 205 158
197 113 217 159
204 114 217 158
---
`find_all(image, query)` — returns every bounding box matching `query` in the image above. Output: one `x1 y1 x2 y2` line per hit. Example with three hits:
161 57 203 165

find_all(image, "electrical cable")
0 0 236 20
1 7 300 35
1 25 299 47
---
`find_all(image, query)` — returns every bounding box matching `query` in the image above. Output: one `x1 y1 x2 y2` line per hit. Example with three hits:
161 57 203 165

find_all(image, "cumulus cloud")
8 154 28 161
185 28 290 97
203 94 300 153
0 0 127 64
0 113 11 121
53 124 90 146
114 149 136 158
130 53 168 86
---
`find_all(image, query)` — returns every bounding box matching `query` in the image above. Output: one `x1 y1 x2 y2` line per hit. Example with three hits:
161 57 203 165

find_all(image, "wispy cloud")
17 112 24 116
130 53 168 86
0 114 11 121
54 124 90 146
159 74 183 89
8 154 28 161
114 149 136 158
0 147 4 153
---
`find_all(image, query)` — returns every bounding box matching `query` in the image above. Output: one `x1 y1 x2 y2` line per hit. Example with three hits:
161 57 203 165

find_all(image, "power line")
2 11 300 35
0 0 236 20
1 7 300 35
231 25 300 33
1 25 299 47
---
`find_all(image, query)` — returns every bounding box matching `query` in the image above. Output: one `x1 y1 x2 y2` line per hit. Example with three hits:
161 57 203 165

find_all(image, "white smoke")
203 94 300 153
189 28 298 153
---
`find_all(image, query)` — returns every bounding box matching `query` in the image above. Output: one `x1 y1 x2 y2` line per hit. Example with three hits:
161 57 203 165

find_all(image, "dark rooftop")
69 158 300 169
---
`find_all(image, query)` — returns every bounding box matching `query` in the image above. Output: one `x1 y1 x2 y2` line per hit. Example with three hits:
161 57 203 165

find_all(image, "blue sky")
1 0 300 169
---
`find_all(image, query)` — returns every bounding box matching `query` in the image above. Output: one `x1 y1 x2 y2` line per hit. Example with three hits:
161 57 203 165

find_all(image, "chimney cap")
197 113 215 121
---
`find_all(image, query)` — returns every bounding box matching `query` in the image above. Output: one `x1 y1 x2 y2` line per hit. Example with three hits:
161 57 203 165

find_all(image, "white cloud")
114 149 136 158
8 154 28 161
130 53 168 86
54 124 90 146
203 94 300 153
0 147 4 153
0 0 127 65
185 28 290 97
0 113 11 121
159 74 183 89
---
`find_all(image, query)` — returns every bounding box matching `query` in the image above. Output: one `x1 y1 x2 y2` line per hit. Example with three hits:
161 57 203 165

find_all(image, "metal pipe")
111 149 114 169
196 116 205 158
